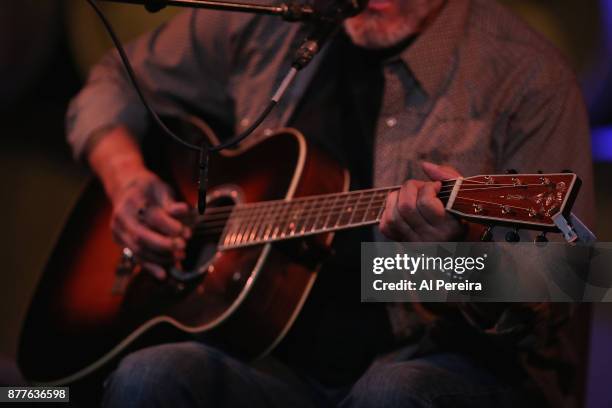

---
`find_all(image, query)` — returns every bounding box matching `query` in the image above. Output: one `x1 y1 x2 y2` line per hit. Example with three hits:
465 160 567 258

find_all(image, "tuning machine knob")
480 226 493 242
505 228 520 243
534 232 548 246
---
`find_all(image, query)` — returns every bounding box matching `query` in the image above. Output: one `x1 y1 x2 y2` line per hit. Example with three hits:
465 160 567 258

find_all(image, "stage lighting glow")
592 126 612 162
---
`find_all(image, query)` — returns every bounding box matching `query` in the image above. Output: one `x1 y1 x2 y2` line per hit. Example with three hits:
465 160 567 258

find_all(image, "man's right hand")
87 126 191 279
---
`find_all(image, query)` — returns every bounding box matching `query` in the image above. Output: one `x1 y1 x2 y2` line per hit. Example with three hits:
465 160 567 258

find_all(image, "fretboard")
216 181 455 250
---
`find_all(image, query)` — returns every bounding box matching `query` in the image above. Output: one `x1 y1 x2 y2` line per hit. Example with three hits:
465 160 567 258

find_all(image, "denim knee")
103 342 224 408
341 354 518 408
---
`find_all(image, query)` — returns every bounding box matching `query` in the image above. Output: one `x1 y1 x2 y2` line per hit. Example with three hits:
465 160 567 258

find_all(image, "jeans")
103 341 542 408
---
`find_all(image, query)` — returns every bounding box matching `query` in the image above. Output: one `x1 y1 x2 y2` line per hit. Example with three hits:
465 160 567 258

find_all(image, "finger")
167 202 193 238
380 191 417 241
150 182 176 208
166 201 190 216
397 180 429 231
142 262 167 280
115 227 177 264
379 191 402 240
142 206 187 237
121 214 186 254
421 161 461 181
416 181 447 226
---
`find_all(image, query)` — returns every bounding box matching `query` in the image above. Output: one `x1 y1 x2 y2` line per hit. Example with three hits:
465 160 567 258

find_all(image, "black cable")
85 0 279 153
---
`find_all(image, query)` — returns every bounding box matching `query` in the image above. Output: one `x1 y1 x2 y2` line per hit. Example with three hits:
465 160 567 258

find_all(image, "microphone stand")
97 0 315 21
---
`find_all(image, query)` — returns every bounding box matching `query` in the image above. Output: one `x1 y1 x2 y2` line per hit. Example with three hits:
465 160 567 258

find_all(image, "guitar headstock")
445 173 581 232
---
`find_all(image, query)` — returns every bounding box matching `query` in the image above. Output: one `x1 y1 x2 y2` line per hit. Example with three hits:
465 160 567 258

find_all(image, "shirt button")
386 117 397 128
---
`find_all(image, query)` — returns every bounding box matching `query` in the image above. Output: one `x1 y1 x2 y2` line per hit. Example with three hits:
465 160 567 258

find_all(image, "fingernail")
147 265 166 280
173 238 186 250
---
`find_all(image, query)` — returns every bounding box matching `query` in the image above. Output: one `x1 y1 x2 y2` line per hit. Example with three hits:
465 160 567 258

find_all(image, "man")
67 0 594 406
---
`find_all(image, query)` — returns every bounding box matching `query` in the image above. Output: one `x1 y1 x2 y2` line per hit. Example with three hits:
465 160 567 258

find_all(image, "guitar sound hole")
170 187 241 284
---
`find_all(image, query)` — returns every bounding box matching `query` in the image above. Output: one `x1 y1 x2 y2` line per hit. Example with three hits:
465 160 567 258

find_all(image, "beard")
344 0 442 49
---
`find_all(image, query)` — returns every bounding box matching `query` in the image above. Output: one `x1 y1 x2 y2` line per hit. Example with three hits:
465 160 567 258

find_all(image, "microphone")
292 0 368 69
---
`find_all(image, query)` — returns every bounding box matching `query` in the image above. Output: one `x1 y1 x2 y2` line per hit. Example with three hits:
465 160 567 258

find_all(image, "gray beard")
343 13 420 49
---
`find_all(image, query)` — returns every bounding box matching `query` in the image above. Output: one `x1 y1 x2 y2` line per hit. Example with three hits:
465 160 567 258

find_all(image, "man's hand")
110 171 191 279
88 126 191 279
380 161 465 242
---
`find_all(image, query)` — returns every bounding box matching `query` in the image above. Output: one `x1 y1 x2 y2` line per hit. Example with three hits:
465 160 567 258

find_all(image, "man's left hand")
380 161 466 242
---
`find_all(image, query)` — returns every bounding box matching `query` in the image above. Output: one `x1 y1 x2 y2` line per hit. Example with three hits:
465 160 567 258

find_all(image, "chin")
344 14 418 49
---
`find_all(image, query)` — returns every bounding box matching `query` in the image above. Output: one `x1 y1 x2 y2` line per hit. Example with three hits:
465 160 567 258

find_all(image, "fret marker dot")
386 117 397 128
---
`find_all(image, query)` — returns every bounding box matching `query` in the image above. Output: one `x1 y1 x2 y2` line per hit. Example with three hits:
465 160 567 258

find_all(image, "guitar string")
195 195 539 238
187 179 525 217
192 195 539 238
195 183 549 227
190 183 550 229
189 182 547 224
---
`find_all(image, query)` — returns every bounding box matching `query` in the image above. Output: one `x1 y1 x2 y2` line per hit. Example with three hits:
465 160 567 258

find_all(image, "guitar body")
18 124 349 385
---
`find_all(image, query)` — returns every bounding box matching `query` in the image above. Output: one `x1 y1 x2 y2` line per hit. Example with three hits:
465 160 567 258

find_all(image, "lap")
103 341 320 408
104 342 541 408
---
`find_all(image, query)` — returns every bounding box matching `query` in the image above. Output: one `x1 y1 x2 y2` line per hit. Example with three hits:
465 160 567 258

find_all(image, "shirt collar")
400 0 470 97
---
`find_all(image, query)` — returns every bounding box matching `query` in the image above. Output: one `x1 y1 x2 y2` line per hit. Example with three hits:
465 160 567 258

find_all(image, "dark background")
0 0 611 406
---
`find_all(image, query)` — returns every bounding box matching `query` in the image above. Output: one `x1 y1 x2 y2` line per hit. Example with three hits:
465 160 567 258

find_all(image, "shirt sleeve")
66 9 237 160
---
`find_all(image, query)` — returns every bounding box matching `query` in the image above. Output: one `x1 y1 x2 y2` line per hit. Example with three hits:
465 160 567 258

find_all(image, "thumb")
149 179 175 207
421 161 462 181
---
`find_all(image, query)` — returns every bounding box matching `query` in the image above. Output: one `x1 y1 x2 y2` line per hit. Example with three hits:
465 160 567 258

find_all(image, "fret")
365 190 386 222
375 191 387 221
297 199 311 234
321 193 341 231
245 203 265 244
253 202 272 242
222 207 241 247
348 191 367 224
235 206 256 245
234 205 257 245
271 200 291 240
279 201 294 238
228 216 243 246
219 186 405 249
347 191 364 225
330 193 350 228
337 193 357 227
288 200 306 237
360 190 377 223
262 201 281 241
310 195 329 233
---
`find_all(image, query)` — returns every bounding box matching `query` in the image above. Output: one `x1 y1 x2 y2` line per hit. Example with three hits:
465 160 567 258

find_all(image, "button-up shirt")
67 0 594 223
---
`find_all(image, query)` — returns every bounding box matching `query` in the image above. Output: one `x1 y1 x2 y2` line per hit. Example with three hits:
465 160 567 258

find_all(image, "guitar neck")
194 172 579 249
215 181 456 250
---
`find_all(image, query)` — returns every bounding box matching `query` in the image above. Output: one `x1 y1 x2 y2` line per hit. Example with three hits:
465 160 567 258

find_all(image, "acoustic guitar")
18 118 583 385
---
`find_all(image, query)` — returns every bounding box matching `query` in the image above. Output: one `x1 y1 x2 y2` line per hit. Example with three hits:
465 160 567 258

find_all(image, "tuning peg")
534 233 548 246
480 226 493 242
505 228 520 243
537 170 543 174
561 169 573 174
506 169 518 174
